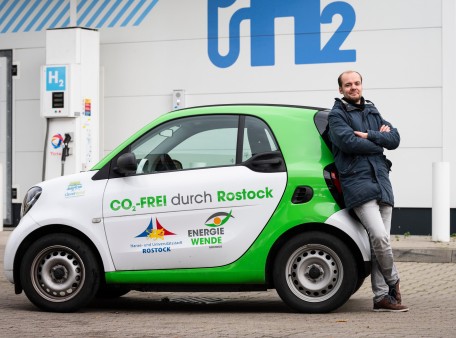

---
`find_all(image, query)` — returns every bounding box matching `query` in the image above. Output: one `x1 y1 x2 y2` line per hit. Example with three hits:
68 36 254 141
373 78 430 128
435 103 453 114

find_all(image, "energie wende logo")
188 210 235 248
205 210 234 227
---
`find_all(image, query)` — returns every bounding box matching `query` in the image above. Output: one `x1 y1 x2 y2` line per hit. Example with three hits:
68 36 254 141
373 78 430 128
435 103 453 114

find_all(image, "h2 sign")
46 66 67 91
208 0 356 68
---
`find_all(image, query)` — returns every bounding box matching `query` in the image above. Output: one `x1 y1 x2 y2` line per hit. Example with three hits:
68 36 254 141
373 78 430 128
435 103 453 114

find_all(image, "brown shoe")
373 296 409 312
389 280 402 304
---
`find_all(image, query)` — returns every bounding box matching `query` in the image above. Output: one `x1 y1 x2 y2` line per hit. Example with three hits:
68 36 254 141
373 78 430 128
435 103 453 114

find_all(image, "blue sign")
46 66 66 91
208 0 357 68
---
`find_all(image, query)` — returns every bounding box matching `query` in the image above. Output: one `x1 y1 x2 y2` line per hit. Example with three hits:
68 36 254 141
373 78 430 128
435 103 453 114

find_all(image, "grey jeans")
353 200 399 303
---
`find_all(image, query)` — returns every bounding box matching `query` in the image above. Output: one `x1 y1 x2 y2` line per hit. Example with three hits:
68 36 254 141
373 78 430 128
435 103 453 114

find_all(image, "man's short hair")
338 71 363 87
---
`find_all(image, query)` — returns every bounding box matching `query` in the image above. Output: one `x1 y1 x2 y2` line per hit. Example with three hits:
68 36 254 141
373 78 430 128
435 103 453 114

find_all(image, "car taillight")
330 171 342 195
324 163 345 208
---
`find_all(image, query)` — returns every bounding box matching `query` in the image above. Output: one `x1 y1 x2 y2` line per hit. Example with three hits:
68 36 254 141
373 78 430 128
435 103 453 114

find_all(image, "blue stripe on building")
0 0 159 34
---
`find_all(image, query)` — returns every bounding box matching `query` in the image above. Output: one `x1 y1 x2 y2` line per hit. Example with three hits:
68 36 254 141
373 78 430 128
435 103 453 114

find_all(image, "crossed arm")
357 121 400 150
354 124 390 139
329 111 400 154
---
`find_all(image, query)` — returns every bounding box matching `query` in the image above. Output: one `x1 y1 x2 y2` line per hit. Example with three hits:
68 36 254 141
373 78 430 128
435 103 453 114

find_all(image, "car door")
102 114 287 270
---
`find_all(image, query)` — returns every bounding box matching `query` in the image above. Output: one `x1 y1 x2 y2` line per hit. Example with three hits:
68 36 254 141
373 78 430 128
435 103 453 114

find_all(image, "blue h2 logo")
46 66 66 91
208 0 356 68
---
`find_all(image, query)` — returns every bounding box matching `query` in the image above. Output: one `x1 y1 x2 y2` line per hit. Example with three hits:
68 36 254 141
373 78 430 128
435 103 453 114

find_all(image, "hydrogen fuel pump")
41 28 100 180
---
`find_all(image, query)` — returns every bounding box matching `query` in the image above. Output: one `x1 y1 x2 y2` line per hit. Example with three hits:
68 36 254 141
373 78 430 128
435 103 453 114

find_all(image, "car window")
169 127 237 169
313 109 331 150
242 116 278 161
130 115 239 174
129 114 279 175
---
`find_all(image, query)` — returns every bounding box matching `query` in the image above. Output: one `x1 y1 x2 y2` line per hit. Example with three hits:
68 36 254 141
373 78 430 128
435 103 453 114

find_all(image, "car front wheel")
273 231 357 313
19 233 100 312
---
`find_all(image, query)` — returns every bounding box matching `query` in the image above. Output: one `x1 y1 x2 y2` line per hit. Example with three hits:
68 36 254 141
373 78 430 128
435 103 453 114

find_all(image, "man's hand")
354 125 391 139
354 131 368 139
379 124 391 132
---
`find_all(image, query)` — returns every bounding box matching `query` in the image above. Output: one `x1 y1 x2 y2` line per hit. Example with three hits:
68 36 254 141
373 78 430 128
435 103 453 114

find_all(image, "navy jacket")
328 98 400 209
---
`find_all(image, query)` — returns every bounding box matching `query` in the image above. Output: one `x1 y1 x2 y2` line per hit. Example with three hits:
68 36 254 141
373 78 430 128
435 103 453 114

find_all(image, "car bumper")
3 213 41 284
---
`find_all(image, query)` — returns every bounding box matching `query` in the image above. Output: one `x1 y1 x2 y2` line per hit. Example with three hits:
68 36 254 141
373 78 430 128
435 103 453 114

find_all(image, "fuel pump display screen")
52 92 64 108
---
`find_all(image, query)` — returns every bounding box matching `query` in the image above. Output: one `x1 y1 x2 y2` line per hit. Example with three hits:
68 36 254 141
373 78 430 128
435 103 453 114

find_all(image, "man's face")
339 72 363 104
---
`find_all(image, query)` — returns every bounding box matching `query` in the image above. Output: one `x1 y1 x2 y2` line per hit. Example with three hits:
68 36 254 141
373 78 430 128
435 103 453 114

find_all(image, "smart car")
3 104 371 313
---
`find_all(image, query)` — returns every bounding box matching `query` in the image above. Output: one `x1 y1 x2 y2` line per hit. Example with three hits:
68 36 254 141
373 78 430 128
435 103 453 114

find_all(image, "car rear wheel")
19 233 100 312
273 231 357 313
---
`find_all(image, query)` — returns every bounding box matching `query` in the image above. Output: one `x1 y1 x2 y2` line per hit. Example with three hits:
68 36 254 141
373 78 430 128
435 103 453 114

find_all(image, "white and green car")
4 105 370 313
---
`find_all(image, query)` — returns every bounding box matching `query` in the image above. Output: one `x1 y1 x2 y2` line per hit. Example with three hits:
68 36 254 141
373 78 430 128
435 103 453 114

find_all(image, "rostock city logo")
136 218 175 240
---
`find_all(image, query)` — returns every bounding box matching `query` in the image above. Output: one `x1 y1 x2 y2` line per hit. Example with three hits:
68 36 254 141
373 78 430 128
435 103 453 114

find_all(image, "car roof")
171 103 328 113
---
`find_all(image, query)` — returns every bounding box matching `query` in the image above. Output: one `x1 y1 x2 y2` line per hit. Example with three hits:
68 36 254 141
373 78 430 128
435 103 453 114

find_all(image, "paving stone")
1 231 456 337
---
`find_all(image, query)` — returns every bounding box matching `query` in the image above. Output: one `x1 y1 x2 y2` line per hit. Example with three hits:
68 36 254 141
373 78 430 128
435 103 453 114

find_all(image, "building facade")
0 0 455 233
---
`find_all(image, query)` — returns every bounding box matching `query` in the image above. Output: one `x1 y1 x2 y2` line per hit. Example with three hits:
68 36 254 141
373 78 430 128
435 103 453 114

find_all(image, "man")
328 71 409 312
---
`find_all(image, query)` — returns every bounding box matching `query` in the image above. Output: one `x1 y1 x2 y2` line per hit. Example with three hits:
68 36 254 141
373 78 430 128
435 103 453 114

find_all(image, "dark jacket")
328 98 400 209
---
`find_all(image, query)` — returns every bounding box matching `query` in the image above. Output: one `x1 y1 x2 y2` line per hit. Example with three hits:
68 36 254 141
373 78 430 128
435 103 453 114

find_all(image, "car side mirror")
115 152 137 175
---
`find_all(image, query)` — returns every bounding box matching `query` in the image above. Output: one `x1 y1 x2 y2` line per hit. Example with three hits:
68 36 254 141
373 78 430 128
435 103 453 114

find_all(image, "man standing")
328 71 409 312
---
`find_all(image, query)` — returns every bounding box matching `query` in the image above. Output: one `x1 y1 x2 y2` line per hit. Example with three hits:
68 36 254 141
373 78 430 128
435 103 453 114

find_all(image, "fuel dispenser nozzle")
61 133 72 176
61 133 72 162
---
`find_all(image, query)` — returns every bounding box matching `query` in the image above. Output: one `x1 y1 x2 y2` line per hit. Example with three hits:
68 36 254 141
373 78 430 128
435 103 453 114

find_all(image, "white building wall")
0 0 453 210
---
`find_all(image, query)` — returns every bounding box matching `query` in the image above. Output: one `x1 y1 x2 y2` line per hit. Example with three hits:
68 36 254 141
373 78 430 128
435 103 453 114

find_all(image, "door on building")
0 50 13 226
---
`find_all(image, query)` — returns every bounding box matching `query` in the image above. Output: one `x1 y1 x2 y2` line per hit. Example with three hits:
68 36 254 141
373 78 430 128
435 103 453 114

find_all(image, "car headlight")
21 186 42 217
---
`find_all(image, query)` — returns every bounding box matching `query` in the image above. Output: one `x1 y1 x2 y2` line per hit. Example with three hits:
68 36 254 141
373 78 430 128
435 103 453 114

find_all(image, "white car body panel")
103 166 287 270
3 171 116 284
325 208 371 261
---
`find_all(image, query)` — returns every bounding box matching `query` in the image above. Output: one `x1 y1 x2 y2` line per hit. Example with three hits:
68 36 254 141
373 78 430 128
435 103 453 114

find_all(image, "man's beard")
344 94 362 105
343 95 364 106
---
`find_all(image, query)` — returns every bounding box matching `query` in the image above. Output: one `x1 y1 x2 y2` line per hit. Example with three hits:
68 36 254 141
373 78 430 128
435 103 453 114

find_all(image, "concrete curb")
393 248 456 263
391 235 456 263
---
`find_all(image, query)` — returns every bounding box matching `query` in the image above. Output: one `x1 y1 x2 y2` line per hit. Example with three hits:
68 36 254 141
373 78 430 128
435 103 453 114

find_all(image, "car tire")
273 231 357 313
353 276 366 295
19 233 100 312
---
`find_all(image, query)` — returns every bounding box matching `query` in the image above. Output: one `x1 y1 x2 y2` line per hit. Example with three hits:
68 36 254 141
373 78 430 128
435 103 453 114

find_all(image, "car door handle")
244 151 286 173
252 158 282 165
